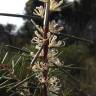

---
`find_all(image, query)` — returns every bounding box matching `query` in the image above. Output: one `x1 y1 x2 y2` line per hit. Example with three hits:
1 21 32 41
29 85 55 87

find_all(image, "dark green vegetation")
0 0 96 96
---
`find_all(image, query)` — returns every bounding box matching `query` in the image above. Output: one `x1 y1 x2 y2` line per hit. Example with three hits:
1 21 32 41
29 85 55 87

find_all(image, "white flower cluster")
49 20 64 33
48 76 61 96
31 0 64 94
33 6 45 18
50 0 63 11
32 20 64 49
33 0 63 18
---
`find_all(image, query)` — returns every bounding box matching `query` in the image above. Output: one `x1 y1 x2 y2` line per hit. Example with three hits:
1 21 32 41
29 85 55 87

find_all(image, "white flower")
32 62 44 81
49 20 64 33
49 76 58 85
32 61 43 72
50 0 63 11
51 57 62 66
33 6 45 18
35 31 43 40
39 0 63 11
49 35 62 48
30 52 34 57
31 26 44 46
31 30 44 46
32 36 43 45
48 76 61 95
50 49 58 57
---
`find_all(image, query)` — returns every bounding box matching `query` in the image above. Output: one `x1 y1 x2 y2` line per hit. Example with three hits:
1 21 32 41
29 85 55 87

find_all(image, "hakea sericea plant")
31 0 64 96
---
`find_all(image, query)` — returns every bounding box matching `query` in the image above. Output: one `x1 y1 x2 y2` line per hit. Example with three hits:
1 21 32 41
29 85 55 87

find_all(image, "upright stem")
43 1 50 64
42 1 50 96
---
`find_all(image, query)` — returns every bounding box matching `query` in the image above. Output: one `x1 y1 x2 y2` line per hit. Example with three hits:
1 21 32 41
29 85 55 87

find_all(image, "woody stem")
42 1 50 96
